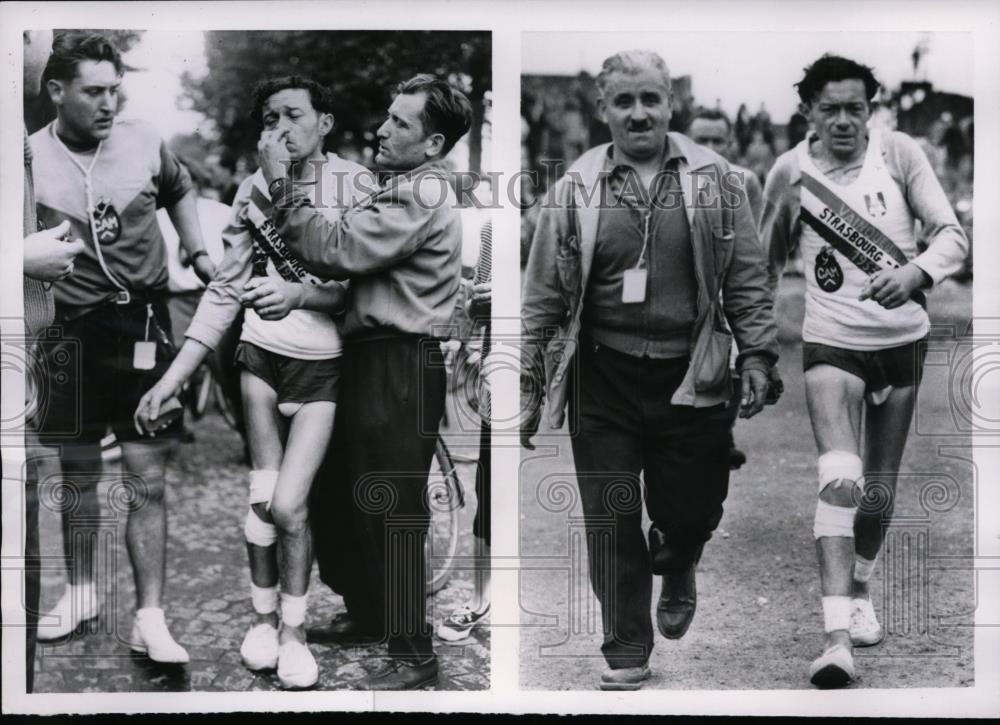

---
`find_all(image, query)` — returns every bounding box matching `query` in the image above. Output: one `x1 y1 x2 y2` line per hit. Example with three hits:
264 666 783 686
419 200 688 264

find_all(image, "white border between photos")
1 0 998 717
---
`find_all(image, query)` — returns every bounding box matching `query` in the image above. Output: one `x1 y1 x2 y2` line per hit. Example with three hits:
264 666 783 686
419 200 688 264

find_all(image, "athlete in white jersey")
136 77 370 689
761 55 968 688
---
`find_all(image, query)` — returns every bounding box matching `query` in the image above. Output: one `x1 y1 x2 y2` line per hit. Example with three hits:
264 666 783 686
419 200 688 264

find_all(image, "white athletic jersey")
796 130 929 350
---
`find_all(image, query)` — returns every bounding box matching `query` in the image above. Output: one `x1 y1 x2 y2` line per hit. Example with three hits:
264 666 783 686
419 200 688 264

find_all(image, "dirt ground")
518 277 976 691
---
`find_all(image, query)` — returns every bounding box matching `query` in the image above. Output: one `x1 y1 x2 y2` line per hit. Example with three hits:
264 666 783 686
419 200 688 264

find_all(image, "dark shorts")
802 337 928 390
234 341 340 405
36 298 183 446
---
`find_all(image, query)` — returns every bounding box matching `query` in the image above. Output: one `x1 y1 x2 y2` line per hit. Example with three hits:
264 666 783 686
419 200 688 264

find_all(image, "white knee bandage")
280 592 307 628
244 507 278 547
854 554 878 583
817 450 864 493
822 595 851 633
248 470 279 509
814 451 864 539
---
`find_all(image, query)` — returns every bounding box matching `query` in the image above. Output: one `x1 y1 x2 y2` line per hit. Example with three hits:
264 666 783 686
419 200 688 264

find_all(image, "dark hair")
795 54 880 105
42 32 123 85
687 107 732 133
395 74 473 157
250 75 334 127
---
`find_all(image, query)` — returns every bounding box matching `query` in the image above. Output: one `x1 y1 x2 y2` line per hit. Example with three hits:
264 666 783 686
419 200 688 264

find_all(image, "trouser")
569 337 732 668
339 334 446 662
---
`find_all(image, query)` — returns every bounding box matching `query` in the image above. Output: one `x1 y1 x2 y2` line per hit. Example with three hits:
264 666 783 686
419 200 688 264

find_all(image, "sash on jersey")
799 170 925 306
243 177 325 286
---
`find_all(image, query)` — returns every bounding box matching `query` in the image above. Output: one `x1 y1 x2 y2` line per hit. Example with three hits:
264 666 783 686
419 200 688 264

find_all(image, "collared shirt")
582 138 697 358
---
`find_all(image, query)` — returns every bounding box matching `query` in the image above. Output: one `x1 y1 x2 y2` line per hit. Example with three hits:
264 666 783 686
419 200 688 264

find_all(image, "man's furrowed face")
688 117 733 160
48 59 120 144
376 91 442 171
804 79 871 162
598 67 672 164
261 88 332 162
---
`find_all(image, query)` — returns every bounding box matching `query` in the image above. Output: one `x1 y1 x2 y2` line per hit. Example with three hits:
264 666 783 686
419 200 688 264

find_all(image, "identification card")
622 268 647 303
133 341 157 370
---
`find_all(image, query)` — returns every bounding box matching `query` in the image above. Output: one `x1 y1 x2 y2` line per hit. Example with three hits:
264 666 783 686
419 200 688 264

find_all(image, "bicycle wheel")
426 437 465 596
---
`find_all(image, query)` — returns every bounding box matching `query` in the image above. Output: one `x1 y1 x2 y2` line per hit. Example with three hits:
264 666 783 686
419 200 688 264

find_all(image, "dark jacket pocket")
694 328 733 393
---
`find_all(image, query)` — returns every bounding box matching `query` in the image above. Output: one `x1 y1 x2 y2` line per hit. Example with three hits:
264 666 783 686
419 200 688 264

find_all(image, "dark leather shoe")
366 658 438 691
306 614 381 645
656 564 697 639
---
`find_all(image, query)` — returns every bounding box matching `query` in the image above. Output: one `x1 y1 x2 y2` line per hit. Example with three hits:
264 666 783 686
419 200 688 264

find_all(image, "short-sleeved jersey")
30 119 193 315
795 130 928 349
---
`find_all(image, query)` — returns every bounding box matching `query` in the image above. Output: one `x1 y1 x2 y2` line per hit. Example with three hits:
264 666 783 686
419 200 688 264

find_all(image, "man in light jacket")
520 50 779 690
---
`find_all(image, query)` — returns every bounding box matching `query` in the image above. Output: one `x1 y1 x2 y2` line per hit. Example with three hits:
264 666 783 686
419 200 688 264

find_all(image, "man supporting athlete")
137 76 368 689
31 33 213 662
761 55 969 687
260 74 472 690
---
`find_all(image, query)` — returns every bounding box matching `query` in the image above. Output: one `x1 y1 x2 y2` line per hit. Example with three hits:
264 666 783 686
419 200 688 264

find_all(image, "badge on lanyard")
814 245 844 293
622 267 648 303
133 304 157 370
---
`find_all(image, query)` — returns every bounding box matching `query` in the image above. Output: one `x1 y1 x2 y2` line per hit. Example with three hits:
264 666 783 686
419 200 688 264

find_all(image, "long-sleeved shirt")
271 159 463 341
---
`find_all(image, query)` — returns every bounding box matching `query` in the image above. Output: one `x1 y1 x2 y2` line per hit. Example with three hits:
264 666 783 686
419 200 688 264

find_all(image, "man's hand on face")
257 128 292 184
240 277 303 321
739 367 769 419
858 263 930 309
23 220 86 282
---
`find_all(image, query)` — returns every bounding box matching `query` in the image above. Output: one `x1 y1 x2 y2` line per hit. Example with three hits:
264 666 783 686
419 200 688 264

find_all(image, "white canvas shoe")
850 596 884 646
809 643 855 688
130 608 189 664
240 622 279 670
277 639 319 689
37 585 99 641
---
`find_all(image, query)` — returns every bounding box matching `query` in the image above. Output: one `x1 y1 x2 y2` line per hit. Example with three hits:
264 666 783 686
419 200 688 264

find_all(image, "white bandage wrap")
822 595 852 633
248 470 279 508
854 554 878 583
813 500 856 538
280 592 307 628
250 582 278 614
817 450 864 493
244 508 278 547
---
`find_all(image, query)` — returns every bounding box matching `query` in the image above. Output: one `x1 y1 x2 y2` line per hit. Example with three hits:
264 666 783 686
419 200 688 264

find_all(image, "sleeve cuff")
183 320 221 352
737 354 771 375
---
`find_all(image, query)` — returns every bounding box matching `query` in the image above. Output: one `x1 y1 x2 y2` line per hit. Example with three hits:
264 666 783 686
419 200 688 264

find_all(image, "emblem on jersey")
814 245 843 292
864 191 887 218
91 197 121 244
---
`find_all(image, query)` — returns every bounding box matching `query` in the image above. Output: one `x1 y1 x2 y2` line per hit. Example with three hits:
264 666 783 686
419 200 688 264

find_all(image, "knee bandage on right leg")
244 470 278 547
813 451 864 539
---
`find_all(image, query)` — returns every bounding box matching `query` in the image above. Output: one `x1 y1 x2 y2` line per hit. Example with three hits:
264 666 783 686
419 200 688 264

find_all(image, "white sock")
135 606 166 623
250 583 279 615
280 592 307 628
854 554 878 585
822 595 852 633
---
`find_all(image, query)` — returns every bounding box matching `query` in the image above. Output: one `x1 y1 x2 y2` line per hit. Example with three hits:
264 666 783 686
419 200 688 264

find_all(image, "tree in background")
24 29 145 134
181 31 491 173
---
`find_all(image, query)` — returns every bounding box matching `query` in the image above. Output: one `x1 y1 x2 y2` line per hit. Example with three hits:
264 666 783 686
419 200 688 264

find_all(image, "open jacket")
521 132 779 431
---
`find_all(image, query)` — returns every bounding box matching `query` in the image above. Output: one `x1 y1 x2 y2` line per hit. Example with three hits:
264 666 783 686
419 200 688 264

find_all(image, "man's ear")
596 96 608 125
797 101 811 118
424 131 446 159
46 78 64 104
318 112 334 139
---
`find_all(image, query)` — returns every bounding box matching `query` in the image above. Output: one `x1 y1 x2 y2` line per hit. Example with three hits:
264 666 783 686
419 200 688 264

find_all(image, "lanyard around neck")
51 126 130 296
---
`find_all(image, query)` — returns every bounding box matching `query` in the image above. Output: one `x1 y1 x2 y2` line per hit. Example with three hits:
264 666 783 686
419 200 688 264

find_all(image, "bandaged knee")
822 595 851 632
248 469 278 509
250 582 278 614
813 451 864 539
280 592 307 628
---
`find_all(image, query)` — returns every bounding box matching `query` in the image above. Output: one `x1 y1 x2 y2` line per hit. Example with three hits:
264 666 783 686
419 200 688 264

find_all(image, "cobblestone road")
32 392 489 693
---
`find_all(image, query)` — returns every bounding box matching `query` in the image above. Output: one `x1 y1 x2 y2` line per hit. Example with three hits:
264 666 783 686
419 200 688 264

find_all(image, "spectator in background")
787 111 810 150
743 127 777 184
734 103 753 156
687 108 763 223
